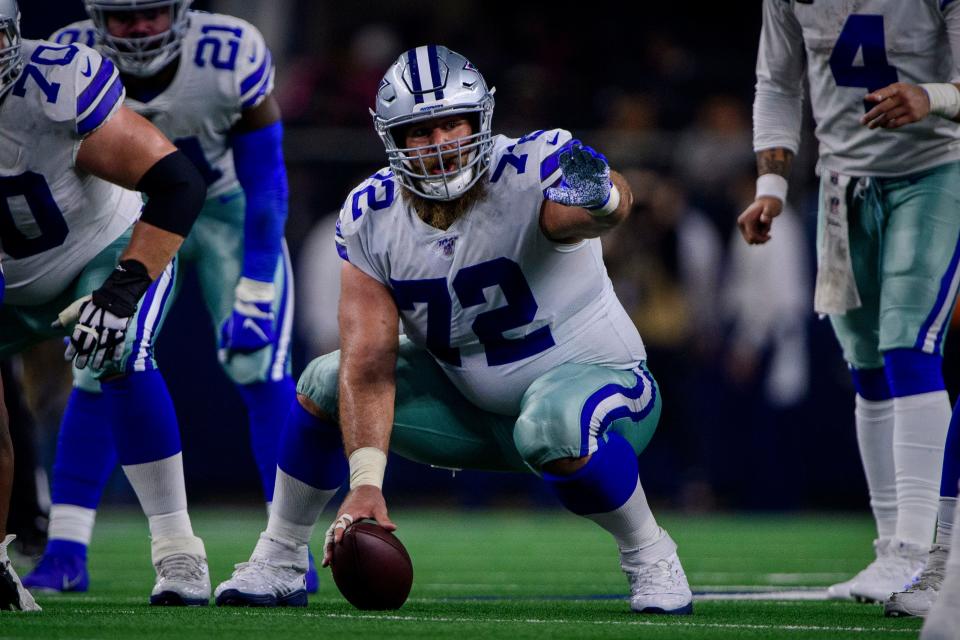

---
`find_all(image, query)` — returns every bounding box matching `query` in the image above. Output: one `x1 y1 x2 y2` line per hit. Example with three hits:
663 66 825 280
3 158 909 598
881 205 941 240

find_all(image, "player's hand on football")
322 485 396 567
861 83 931 129
545 143 613 210
218 277 276 363
737 196 783 245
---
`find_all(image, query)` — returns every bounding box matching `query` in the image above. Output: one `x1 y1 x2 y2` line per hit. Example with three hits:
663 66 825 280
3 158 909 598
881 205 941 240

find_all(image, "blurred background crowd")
12 0 960 532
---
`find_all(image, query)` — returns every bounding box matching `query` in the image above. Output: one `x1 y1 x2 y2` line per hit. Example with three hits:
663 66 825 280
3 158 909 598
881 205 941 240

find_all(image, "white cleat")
149 536 210 606
920 554 960 640
885 544 948 618
849 538 926 604
0 535 40 612
214 533 307 608
621 532 693 615
827 538 890 601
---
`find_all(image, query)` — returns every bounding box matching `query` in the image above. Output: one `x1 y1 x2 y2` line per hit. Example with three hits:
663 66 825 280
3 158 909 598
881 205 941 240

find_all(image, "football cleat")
885 544 948 617
621 532 693 615
919 552 960 640
827 538 891 601
849 538 927 604
215 533 308 607
149 536 210 606
22 550 89 593
214 559 307 607
306 549 319 594
0 535 40 611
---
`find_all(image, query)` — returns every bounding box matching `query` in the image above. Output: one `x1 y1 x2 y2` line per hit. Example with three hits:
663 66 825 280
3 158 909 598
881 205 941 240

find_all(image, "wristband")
920 83 960 119
588 184 621 217
91 259 153 318
348 447 387 489
756 173 788 204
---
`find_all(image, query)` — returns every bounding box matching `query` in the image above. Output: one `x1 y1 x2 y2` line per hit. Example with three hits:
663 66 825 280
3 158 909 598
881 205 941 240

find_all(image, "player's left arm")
862 5 960 128
539 145 633 243
219 94 289 358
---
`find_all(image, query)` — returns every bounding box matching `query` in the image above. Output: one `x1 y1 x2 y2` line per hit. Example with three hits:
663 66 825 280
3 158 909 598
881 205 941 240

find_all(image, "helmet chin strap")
418 165 475 200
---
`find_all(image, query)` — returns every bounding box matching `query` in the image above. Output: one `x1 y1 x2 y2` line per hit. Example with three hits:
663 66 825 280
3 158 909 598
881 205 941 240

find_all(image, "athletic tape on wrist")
348 447 387 489
920 83 960 119
235 276 275 303
756 173 788 203
588 184 621 217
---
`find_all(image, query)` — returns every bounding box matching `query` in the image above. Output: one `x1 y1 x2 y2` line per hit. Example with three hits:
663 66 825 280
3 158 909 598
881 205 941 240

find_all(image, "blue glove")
218 277 276 363
544 144 613 210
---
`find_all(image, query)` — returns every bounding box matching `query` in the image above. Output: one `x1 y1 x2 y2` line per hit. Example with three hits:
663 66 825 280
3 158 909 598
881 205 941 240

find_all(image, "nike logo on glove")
62 573 84 591
242 317 270 342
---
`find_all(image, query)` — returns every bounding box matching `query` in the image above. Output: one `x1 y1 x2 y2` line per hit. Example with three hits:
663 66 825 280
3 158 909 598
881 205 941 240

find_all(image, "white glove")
62 297 131 370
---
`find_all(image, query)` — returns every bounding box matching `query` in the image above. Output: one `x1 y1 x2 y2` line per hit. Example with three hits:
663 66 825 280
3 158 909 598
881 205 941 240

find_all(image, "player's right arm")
76 106 205 279
738 0 805 245
323 260 399 564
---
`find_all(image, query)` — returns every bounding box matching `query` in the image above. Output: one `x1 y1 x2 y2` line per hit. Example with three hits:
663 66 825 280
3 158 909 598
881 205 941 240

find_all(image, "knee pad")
883 349 945 397
295 351 341 417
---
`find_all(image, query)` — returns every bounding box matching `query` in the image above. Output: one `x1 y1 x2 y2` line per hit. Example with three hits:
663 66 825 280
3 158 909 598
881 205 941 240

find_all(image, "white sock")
47 504 96 546
148 510 193 540
938 496 957 547
584 479 661 551
121 452 188 516
894 391 950 545
855 396 898 539
264 469 337 547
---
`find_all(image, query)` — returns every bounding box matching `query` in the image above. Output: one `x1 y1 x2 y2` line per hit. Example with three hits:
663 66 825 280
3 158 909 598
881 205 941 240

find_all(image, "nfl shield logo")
434 236 458 259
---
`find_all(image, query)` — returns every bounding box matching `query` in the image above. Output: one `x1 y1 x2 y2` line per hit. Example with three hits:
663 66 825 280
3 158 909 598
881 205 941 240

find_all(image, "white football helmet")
372 45 495 201
0 0 22 98
85 0 192 77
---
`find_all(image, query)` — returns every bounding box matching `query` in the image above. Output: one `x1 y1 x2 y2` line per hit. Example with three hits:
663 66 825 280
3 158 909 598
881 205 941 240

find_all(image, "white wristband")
756 173 788 204
348 447 387 489
588 184 621 217
920 83 960 119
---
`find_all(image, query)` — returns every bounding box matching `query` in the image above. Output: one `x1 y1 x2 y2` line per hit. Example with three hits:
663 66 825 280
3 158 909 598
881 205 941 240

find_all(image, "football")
330 520 414 610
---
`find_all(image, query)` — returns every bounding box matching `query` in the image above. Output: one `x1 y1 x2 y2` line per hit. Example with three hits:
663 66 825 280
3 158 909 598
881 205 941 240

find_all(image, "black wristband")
91 259 153 318
137 150 207 237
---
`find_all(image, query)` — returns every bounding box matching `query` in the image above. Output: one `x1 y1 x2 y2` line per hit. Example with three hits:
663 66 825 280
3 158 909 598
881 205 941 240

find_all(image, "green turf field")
2 509 926 639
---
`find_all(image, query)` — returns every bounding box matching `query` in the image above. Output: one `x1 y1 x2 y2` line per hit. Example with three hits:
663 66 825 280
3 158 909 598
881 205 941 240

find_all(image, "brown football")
330 520 413 610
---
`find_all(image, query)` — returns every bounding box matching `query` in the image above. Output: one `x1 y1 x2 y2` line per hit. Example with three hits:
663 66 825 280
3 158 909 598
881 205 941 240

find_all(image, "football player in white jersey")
25 0 307 593
0 0 212 604
740 0 960 611
214 45 693 614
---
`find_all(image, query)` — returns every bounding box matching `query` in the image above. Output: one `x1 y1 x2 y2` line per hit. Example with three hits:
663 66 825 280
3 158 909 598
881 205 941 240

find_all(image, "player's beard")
402 177 489 231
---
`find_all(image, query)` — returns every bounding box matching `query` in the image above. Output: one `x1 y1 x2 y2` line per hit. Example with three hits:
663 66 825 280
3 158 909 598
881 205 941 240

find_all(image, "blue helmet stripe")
427 44 444 100
407 48 424 104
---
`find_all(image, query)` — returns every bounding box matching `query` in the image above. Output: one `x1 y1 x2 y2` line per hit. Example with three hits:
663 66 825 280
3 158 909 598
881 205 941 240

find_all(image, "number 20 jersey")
758 0 960 176
53 11 275 198
0 40 141 306
337 129 646 415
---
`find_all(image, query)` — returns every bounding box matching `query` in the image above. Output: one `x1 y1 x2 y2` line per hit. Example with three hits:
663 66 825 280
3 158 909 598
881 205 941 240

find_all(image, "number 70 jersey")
758 0 960 176
337 129 646 415
0 40 141 306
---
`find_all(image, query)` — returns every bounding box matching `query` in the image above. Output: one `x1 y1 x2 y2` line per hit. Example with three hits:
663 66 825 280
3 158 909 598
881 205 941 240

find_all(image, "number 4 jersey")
337 129 646 415
757 0 960 176
53 12 274 199
0 40 141 306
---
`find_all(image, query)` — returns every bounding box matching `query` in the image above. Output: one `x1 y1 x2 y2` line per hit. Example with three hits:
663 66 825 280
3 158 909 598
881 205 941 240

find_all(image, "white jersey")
53 11 275 198
0 40 141 306
337 129 646 415
756 0 960 176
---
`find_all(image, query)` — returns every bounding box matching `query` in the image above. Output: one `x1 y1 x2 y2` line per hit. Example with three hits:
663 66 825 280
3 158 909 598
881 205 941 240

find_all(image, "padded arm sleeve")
753 0 806 154
137 150 207 238
233 120 289 282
